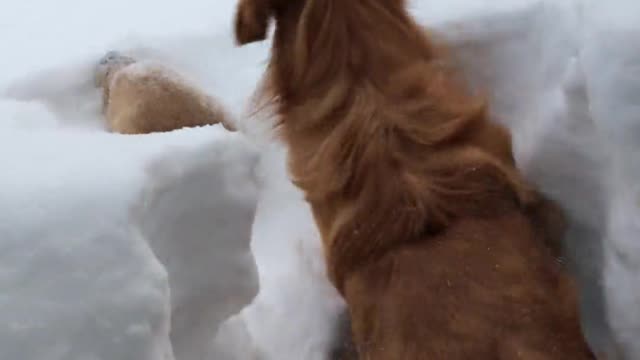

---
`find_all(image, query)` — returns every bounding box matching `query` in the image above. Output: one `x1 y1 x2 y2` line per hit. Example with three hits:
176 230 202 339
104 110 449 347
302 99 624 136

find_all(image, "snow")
0 127 260 360
134 133 261 360
234 145 345 360
432 2 614 353
579 1 640 357
0 0 639 359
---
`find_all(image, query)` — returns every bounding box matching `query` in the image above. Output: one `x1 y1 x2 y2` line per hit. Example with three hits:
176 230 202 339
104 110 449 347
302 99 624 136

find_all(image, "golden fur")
96 61 235 134
235 0 596 358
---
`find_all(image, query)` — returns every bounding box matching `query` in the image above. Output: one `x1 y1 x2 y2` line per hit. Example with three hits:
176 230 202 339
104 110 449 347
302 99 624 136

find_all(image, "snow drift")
1 0 639 359
135 133 260 360
580 1 640 358
0 127 260 360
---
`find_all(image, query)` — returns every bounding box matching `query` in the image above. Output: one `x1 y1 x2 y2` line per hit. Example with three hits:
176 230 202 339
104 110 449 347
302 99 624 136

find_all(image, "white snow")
579 1 640 358
134 132 261 360
1 0 639 359
0 127 261 360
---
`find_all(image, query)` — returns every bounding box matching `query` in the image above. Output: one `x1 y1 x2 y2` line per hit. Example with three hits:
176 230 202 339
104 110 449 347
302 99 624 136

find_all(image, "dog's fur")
235 0 596 358
96 60 235 134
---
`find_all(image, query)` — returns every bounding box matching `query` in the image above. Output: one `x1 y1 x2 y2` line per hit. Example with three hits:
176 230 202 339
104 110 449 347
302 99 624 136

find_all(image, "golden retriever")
235 0 596 358
95 51 236 134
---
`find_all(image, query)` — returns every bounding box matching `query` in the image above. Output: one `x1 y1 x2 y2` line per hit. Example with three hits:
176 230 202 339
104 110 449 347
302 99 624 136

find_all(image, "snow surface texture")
1 0 639 359
580 1 640 358
0 134 172 360
134 133 261 360
0 127 261 360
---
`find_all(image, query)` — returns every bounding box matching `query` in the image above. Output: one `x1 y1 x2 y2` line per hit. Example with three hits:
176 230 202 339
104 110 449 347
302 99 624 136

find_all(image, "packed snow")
0 128 260 360
0 0 638 359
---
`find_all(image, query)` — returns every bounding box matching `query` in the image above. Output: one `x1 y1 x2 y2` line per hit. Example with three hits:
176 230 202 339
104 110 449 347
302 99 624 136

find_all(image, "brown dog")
95 51 236 134
235 0 596 359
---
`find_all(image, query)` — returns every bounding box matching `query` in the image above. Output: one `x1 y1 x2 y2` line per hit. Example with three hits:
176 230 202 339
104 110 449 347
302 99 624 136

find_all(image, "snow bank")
135 133 260 360
2 0 640 359
0 126 260 360
0 134 173 360
581 1 640 358
0 99 60 130
3 24 338 359
0 0 236 87
229 144 346 360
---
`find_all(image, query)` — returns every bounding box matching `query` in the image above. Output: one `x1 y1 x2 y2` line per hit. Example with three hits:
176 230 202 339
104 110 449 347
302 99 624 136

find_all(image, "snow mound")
135 135 260 360
580 1 640 357
0 99 59 130
2 0 640 359
0 126 260 360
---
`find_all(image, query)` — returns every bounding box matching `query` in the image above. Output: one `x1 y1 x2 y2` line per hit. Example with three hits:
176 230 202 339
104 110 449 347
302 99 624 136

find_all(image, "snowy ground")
1 0 639 359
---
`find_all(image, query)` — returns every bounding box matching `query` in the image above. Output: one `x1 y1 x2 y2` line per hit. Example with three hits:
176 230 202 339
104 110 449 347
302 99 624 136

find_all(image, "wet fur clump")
235 0 596 359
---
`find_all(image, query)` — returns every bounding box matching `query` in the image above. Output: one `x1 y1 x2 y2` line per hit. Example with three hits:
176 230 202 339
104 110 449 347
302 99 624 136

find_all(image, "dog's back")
345 209 593 359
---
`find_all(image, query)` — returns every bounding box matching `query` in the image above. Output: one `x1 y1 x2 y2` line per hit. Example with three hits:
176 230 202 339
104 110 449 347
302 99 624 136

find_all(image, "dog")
235 0 596 358
95 51 236 134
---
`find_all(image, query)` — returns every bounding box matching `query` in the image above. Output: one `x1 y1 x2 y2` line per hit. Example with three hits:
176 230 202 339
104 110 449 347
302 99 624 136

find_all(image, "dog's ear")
235 0 273 45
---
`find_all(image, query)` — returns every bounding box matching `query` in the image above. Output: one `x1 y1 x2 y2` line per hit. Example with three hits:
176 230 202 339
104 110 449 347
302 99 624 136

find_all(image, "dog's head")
234 0 408 45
